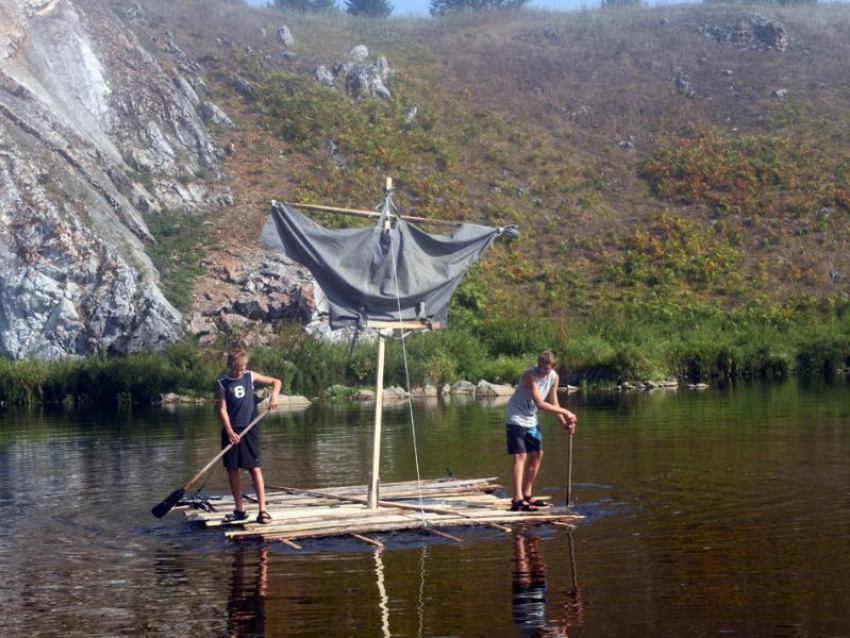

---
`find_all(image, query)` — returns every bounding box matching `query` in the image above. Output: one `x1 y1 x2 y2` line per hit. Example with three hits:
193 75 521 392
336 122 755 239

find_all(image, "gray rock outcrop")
318 53 393 101
698 13 790 52
0 0 224 359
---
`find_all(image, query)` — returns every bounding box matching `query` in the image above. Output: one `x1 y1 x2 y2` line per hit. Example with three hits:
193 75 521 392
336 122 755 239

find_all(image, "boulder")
200 101 235 127
383 386 409 400
352 389 376 401
277 25 295 48
411 385 438 398
350 45 369 62
314 65 335 88
453 380 476 394
229 73 256 99
475 380 514 398
345 64 392 101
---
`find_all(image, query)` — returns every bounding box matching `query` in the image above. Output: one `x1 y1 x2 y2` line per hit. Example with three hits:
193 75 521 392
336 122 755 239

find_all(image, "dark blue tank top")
216 371 255 428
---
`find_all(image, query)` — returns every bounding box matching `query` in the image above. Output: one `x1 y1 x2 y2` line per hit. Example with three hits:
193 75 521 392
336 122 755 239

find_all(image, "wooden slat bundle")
182 477 578 544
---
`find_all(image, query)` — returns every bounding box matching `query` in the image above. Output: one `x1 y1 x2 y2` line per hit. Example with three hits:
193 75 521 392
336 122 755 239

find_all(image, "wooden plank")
351 533 385 548
427 528 463 542
279 538 302 550
267 485 516 533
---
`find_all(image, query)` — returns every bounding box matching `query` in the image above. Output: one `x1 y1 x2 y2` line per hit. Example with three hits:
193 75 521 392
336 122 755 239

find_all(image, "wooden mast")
368 178 393 510
291 178 444 510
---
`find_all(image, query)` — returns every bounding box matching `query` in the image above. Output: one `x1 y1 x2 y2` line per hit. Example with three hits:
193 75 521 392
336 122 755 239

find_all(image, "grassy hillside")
117 1 850 385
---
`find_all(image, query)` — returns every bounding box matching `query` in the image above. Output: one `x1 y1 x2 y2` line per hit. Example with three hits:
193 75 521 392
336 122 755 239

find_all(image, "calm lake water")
1 379 849 637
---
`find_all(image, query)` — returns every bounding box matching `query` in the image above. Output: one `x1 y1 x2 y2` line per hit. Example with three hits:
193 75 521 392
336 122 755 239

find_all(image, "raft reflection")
512 532 584 637
227 546 268 638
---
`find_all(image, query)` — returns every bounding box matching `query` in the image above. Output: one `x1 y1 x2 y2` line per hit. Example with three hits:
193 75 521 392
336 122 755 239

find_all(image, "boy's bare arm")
252 372 282 409
217 386 240 445
529 371 573 419
548 376 577 432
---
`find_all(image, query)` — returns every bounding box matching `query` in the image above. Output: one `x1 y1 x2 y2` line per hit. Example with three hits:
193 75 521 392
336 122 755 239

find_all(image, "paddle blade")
151 488 185 518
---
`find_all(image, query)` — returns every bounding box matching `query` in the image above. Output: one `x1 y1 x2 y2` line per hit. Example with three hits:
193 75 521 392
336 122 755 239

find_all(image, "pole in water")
566 431 574 508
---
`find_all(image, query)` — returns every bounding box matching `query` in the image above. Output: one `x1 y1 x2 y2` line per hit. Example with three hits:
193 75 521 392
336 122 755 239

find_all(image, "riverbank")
0 303 847 406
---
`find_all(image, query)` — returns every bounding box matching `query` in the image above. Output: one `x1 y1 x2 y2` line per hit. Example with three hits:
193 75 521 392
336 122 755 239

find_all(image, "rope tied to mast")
383 187 429 528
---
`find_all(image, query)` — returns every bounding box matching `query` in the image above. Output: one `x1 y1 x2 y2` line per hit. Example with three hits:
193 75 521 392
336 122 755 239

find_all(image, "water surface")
1 380 848 637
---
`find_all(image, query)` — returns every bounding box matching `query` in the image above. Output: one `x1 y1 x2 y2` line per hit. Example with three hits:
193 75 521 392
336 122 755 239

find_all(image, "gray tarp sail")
261 201 503 329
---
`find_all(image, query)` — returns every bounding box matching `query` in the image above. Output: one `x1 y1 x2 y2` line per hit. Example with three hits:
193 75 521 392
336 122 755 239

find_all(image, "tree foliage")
273 0 338 13
345 0 393 17
429 0 529 17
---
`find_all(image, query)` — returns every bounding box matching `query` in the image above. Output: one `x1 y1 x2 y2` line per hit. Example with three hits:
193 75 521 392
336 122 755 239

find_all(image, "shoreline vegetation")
0 304 847 406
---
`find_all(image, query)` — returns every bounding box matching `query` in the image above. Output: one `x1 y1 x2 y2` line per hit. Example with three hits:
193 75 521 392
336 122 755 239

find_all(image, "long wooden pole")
284 202 463 228
368 334 386 509
152 408 269 518
566 432 574 508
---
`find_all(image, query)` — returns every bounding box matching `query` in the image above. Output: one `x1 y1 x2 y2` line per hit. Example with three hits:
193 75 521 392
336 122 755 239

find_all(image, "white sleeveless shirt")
505 367 556 428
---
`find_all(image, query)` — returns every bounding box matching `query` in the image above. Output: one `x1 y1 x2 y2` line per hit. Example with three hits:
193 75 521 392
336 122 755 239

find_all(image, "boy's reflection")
227 546 268 638
512 532 584 637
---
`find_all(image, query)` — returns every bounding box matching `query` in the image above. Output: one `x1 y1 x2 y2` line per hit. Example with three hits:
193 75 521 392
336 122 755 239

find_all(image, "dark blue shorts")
506 424 542 455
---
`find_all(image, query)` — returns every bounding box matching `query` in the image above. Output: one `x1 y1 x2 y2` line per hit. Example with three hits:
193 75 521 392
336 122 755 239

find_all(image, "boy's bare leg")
227 468 244 512
250 467 266 512
522 450 544 500
512 453 527 502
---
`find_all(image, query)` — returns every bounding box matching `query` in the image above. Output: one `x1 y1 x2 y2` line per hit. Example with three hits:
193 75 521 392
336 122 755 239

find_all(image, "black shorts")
222 426 261 469
506 424 542 455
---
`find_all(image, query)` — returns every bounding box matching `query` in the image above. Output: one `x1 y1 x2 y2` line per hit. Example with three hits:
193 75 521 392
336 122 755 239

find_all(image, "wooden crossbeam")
285 202 463 228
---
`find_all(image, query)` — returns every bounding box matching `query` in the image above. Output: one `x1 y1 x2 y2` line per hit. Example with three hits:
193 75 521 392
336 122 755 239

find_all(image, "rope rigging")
384 186 429 527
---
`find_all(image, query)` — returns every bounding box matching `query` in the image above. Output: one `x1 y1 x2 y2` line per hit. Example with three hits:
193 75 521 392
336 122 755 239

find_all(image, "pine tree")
429 0 528 17
273 0 338 13
345 0 393 17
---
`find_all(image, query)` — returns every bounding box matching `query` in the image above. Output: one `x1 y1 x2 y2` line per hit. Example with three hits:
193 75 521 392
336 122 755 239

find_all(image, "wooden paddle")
151 409 269 518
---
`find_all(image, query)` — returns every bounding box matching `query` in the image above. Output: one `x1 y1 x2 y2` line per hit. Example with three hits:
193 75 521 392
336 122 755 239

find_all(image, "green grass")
144 210 209 311
2 299 848 405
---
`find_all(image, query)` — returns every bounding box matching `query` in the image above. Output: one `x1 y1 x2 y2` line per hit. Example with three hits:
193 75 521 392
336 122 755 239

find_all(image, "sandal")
523 496 550 508
223 509 249 523
509 500 539 512
256 510 272 525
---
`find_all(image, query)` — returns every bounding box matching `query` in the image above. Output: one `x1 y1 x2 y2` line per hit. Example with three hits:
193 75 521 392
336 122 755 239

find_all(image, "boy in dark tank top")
216 348 282 524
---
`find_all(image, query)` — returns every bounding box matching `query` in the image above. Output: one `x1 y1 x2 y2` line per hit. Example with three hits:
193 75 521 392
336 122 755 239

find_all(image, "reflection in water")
417 544 429 638
227 546 268 638
373 548 391 638
512 532 584 637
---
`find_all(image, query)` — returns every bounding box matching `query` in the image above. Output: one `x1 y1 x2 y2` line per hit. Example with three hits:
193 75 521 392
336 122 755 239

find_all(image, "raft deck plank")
181 477 579 543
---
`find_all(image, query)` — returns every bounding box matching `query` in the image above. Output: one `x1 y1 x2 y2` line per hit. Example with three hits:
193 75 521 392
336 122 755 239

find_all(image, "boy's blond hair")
538 350 558 367
227 348 249 369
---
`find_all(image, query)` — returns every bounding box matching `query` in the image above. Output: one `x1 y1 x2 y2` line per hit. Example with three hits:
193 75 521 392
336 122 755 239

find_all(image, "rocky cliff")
0 0 228 358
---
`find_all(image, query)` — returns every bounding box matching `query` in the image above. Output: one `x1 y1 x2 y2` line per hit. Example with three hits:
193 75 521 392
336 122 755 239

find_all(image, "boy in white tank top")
505 351 577 511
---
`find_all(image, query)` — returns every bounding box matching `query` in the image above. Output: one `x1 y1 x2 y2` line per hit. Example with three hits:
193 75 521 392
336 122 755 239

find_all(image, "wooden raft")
181 477 579 546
